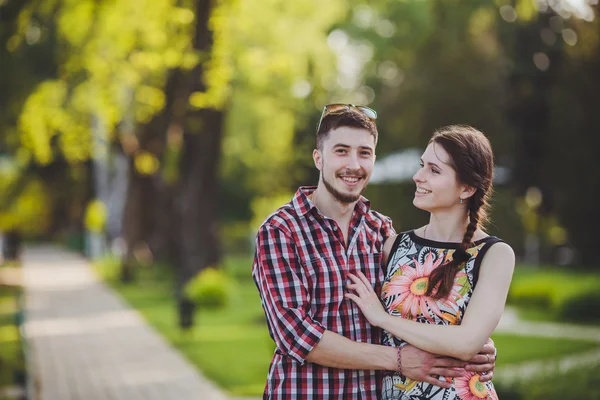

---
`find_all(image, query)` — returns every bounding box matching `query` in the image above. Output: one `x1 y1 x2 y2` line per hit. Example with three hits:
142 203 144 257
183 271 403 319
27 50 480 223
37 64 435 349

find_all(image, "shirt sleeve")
382 216 396 242
252 223 325 364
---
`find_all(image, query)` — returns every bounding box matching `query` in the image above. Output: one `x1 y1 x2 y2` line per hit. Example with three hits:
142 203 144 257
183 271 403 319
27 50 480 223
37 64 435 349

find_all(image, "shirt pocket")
355 252 384 295
303 256 344 309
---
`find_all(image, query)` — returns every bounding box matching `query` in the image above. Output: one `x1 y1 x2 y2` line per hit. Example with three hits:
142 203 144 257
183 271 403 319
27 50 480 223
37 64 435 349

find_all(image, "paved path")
22 246 230 400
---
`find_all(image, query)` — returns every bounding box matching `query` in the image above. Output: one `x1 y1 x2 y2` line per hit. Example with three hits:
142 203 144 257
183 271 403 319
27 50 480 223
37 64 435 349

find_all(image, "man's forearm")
305 330 397 370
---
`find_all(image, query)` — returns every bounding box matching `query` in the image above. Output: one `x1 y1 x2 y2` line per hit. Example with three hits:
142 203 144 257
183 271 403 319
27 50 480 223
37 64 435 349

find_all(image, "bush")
557 290 600 323
507 281 554 309
507 267 600 323
185 267 232 310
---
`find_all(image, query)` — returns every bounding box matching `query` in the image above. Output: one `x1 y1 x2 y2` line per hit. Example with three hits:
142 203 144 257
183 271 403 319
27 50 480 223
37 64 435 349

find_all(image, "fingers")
480 341 495 355
356 270 372 287
433 357 467 369
465 362 494 373
347 273 376 299
467 353 495 366
429 367 464 378
423 375 452 389
344 292 359 303
479 371 493 382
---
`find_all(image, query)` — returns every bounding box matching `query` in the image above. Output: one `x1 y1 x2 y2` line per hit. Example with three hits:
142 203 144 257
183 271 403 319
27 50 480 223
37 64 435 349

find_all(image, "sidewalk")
21 245 231 400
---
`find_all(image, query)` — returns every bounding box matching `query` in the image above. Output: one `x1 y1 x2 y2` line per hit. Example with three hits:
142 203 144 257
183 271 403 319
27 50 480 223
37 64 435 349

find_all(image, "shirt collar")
292 186 371 217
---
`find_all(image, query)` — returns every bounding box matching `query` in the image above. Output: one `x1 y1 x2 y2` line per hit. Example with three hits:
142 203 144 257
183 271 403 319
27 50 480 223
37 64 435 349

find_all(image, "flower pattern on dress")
383 251 468 323
380 231 503 400
455 371 498 400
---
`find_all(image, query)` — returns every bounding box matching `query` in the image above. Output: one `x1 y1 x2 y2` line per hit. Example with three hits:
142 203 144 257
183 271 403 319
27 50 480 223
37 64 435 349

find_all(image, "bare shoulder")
383 234 398 254
481 241 515 272
486 241 515 259
383 234 399 264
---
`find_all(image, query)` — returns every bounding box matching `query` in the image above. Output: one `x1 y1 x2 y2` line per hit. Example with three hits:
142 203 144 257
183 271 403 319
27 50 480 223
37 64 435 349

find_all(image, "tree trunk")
172 0 224 329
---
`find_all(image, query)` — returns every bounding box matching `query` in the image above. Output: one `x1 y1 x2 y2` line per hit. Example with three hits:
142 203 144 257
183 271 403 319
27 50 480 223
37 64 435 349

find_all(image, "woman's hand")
345 271 389 328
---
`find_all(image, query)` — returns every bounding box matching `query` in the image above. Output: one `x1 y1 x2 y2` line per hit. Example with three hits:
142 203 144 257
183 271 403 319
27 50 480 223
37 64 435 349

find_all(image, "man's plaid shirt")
252 187 395 399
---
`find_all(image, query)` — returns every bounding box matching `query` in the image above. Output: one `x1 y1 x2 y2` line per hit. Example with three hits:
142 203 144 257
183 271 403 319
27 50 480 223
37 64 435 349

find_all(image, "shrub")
184 267 232 310
507 281 554 309
557 290 600 323
507 267 600 323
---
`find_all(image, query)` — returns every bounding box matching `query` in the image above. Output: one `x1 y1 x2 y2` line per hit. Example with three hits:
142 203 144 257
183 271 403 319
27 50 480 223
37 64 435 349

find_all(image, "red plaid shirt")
252 187 395 399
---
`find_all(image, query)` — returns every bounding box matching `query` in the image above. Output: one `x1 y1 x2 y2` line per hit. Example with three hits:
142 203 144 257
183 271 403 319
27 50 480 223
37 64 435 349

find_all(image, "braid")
422 124 494 301
463 193 482 248
425 192 484 300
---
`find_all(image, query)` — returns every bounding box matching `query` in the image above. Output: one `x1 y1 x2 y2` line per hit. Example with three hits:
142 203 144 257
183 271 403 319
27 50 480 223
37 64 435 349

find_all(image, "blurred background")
1 0 600 399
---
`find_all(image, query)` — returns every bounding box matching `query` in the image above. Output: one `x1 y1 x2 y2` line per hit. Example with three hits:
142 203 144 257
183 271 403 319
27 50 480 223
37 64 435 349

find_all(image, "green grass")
95 258 600 396
491 333 599 366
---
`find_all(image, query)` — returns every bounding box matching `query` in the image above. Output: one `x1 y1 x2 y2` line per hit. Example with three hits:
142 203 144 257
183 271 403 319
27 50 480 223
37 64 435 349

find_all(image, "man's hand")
465 338 496 382
400 345 466 389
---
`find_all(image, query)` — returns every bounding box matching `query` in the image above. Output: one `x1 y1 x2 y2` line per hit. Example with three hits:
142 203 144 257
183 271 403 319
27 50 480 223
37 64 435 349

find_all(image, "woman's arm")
346 242 515 361
382 234 398 266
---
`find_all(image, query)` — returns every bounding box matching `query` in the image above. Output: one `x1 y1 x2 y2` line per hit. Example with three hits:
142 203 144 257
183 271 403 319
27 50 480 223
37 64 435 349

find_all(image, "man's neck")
309 185 357 225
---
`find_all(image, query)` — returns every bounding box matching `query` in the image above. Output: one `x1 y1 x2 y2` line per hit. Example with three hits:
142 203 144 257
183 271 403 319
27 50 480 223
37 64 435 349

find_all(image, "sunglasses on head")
316 103 378 134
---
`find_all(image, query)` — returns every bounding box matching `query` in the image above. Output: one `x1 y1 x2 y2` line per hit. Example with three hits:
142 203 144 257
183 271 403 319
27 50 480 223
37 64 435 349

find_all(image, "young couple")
252 104 515 399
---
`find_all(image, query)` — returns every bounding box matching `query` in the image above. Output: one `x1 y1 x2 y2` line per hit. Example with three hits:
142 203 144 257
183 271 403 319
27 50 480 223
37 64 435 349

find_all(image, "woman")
346 125 515 399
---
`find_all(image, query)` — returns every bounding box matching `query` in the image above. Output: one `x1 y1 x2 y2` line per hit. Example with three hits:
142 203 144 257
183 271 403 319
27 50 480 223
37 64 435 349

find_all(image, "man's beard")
322 172 368 204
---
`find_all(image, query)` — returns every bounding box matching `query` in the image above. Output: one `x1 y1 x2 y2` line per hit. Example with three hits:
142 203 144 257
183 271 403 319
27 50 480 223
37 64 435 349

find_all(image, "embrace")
252 104 515 399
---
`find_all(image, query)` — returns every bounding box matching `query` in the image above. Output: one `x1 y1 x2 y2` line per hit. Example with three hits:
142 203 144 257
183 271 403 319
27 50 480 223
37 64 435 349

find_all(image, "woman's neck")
424 212 470 243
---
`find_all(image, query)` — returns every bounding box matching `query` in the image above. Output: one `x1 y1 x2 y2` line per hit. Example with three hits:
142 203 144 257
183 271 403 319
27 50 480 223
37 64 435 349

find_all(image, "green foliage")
508 266 600 323
184 267 232 310
0 176 52 236
558 291 600 323
84 199 107 233
12 0 201 164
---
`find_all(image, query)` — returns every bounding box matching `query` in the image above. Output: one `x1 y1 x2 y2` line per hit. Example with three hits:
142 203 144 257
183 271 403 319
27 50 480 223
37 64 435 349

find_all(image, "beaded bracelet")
396 346 402 374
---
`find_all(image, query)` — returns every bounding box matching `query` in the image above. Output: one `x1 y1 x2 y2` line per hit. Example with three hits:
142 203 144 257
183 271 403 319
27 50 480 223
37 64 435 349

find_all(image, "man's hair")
316 108 378 150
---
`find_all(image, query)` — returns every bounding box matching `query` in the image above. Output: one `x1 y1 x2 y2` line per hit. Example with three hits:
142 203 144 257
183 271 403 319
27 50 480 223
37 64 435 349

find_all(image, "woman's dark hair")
425 125 494 300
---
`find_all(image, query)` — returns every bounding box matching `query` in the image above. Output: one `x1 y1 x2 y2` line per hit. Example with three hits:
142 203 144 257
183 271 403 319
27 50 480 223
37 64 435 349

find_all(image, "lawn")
491 333 598 366
95 257 600 397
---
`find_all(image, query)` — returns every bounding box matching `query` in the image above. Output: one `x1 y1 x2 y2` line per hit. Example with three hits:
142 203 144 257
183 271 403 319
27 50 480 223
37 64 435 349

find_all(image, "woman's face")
413 142 468 213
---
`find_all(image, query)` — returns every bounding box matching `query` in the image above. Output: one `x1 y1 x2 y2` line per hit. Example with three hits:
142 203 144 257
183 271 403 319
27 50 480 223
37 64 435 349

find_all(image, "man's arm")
252 223 325 364
306 331 466 388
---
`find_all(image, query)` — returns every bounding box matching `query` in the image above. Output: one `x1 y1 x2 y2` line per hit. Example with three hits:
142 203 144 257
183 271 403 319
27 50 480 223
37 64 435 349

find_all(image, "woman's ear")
460 185 477 201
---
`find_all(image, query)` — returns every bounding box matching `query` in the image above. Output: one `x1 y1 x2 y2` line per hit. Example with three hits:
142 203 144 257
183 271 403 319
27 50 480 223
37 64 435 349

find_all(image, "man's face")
314 127 376 204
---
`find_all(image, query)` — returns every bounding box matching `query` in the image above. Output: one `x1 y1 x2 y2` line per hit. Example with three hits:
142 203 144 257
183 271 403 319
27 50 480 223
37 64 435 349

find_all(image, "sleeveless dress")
380 230 503 400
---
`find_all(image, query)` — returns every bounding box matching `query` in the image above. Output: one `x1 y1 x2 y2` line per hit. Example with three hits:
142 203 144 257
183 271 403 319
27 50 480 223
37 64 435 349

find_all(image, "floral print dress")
380 230 503 400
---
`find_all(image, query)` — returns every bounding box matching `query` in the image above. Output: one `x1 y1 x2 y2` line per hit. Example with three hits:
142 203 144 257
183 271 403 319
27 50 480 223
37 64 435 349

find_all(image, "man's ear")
313 149 322 171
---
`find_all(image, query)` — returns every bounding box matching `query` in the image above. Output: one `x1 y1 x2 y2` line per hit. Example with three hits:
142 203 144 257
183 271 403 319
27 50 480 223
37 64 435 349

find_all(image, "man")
252 104 496 399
